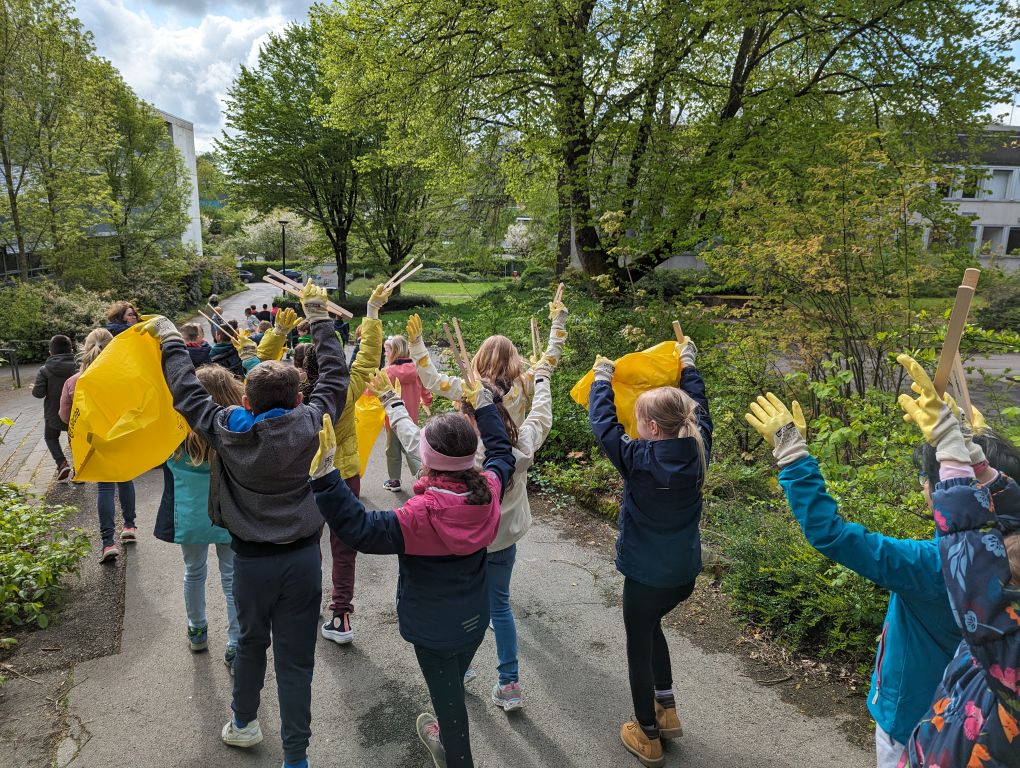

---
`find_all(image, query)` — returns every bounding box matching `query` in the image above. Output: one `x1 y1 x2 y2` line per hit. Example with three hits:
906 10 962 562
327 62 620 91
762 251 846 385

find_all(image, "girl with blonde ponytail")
587 335 713 767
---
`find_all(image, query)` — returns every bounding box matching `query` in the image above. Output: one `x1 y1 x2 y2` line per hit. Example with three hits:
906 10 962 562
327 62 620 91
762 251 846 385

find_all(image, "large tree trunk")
0 141 28 278
556 165 571 276
335 237 348 300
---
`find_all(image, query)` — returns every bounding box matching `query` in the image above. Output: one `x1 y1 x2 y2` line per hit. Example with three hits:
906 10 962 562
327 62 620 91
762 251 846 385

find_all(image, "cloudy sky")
78 0 315 152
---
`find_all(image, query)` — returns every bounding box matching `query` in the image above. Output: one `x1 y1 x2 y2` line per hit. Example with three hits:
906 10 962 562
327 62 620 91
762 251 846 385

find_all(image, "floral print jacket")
903 471 1020 767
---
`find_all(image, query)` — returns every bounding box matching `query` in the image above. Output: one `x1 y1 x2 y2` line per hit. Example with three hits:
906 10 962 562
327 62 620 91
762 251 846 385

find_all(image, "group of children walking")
31 277 1020 768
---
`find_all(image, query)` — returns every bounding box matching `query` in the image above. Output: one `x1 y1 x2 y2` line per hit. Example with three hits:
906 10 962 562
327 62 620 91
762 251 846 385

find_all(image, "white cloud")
77 0 312 151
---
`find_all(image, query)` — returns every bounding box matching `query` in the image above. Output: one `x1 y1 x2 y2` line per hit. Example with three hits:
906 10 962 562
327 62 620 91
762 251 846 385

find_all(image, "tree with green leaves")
315 0 1017 278
218 23 361 298
99 79 190 275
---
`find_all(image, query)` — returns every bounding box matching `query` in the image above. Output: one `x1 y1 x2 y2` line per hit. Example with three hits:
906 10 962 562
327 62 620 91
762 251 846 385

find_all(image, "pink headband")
419 426 476 472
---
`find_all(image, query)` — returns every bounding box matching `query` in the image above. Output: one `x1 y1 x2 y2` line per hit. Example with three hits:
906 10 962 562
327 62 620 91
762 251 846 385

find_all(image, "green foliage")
0 483 90 635
975 269 1020 332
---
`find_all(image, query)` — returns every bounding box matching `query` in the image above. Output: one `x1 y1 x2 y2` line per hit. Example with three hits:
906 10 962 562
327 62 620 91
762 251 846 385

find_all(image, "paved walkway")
57 436 871 768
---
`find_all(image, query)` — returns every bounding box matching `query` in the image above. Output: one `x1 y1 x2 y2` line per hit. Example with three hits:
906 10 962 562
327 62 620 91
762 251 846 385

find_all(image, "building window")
983 169 1012 200
959 168 982 199
1007 228 1020 255
981 226 1004 253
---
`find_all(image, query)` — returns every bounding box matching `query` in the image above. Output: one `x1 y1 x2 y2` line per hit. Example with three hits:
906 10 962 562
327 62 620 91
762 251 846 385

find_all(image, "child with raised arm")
587 337 711 768
406 295 568 426
140 280 348 768
308 382 515 768
892 355 1020 768
382 333 431 491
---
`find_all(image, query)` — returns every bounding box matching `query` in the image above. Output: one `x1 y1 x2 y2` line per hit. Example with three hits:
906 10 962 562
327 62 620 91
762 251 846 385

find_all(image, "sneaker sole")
321 627 353 644
190 641 209 652
415 714 446 768
121 535 137 542
492 693 524 712
221 727 263 748
99 550 118 563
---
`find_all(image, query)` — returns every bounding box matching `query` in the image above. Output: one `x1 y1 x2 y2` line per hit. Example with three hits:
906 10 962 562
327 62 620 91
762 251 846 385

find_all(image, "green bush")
0 279 112 360
0 484 90 636
975 268 1020 332
239 260 286 281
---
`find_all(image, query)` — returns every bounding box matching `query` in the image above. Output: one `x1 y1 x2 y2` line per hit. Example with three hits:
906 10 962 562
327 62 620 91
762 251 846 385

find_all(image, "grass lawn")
347 278 506 304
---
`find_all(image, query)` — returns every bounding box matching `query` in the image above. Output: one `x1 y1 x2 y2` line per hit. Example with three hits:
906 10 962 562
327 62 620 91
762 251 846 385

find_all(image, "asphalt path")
61 426 871 768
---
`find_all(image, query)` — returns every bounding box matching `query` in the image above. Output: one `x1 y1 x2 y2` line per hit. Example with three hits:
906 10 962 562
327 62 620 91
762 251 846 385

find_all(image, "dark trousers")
414 639 483 768
97 481 136 547
622 576 696 728
328 474 360 615
44 425 66 467
232 543 321 764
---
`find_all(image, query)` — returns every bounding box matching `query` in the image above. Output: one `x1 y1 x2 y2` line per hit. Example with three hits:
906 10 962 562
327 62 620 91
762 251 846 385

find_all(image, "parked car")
279 268 302 281
237 268 254 283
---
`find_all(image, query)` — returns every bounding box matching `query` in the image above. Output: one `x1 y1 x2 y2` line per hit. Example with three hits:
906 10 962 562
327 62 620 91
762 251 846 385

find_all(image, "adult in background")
257 304 272 323
106 301 139 336
33 334 76 482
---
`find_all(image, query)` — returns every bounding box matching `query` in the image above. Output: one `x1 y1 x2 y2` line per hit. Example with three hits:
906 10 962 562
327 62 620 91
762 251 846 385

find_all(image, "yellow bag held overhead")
68 327 189 482
570 340 682 438
355 392 386 477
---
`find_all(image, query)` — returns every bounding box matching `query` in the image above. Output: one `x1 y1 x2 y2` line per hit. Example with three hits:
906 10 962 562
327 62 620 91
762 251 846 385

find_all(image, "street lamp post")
279 219 290 272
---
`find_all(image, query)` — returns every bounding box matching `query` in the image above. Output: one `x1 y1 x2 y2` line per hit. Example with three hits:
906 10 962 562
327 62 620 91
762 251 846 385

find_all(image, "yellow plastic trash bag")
570 340 681 438
68 327 189 482
355 393 386 476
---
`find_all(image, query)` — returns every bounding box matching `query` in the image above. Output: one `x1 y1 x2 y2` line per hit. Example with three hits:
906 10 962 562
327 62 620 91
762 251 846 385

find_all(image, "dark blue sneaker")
188 625 208 652
224 646 236 674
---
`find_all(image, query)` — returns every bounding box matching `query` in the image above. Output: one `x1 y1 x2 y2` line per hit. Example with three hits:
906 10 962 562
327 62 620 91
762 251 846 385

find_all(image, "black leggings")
623 576 696 728
414 639 483 768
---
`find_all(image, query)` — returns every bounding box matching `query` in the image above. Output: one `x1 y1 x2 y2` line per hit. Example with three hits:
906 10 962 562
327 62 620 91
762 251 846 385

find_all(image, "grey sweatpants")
386 426 421 482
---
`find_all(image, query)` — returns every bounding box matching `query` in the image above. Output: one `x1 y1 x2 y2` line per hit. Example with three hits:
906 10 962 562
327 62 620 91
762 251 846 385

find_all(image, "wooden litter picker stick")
951 352 975 425
443 323 472 381
262 273 353 319
553 282 564 305
452 318 473 385
530 317 541 360
672 320 685 344
933 268 980 397
385 262 424 291
384 257 417 290
199 309 236 341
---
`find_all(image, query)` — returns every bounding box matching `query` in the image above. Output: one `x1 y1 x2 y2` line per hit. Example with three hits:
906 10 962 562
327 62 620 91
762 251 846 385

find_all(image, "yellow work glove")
368 369 402 406
273 307 300 335
300 279 330 324
942 393 988 466
676 336 697 371
138 314 182 345
744 393 808 467
367 283 393 320
309 413 338 479
593 354 616 383
896 354 970 464
462 379 492 410
406 313 423 345
548 299 568 322
231 328 257 362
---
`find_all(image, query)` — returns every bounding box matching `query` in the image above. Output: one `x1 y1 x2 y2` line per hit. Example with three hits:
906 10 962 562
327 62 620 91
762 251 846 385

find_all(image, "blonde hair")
1007 533 1020 586
179 365 244 466
634 386 707 480
471 335 527 395
386 334 410 364
79 328 114 372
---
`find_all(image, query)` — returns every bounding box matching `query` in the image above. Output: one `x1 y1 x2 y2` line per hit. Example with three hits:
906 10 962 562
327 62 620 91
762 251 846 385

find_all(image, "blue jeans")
487 544 518 685
181 543 239 648
97 481 136 547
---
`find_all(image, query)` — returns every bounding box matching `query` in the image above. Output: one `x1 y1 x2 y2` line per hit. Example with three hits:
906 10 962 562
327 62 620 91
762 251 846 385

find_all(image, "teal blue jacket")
778 456 961 744
164 453 231 546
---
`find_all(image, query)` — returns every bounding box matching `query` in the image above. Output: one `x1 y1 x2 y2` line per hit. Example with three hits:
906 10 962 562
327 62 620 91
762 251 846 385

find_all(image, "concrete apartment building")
156 108 203 257
948 125 1020 271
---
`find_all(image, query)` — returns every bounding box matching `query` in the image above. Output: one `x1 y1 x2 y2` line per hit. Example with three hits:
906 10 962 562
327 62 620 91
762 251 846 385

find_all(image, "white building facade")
156 108 203 256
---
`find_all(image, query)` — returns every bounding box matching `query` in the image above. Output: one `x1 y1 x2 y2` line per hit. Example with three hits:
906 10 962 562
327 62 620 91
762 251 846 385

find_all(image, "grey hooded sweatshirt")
160 318 348 552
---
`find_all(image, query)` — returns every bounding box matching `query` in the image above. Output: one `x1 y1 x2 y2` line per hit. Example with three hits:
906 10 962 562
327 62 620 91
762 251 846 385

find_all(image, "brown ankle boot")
620 721 664 767
655 700 684 739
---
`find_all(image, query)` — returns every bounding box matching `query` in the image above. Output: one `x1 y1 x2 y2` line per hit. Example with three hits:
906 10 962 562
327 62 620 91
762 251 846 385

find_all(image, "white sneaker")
221 718 263 748
321 613 353 645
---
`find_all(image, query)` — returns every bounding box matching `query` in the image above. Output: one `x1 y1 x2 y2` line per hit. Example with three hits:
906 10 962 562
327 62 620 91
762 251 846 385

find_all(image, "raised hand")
896 353 970 464
273 307 300 334
593 354 616 382
299 279 329 324
368 369 402 405
406 313 423 344
744 392 808 467
138 314 182 345
367 283 393 320
309 413 337 479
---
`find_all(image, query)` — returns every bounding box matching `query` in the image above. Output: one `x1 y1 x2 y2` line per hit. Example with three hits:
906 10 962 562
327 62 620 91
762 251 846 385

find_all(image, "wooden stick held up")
553 282 564 305
261 275 353 319
199 310 237 341
951 353 975 425
672 320 685 344
452 318 473 385
443 323 471 381
384 257 417 290
530 317 541 360
387 263 424 289
933 268 980 396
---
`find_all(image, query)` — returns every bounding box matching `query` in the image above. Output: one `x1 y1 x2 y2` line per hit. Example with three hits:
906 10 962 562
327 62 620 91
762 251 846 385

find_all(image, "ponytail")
634 386 707 483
